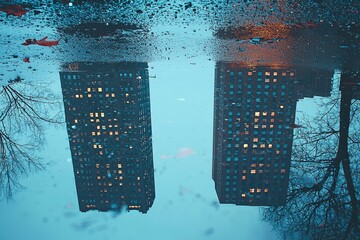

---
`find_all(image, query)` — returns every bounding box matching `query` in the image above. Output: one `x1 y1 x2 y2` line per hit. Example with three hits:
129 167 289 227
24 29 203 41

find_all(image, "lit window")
260 144 266 148
274 72 278 76
93 145 97 149
257 189 261 193
290 72 295 77
265 72 270 76
281 169 286 173
87 88 91 92
282 72 287 76
90 113 94 117
98 87 102 92
242 176 246 180
241 193 246 198
101 112 105 117
262 112 267 116
111 93 115 97
253 138 258 142
255 112 260 116
264 188 268 193
243 144 248 148
106 164 110 168
88 94 92 98
91 132 95 136
280 105 284 109
271 112 275 116
117 164 122 168
268 144 273 148
251 170 256 174
96 164 99 168
74 119 78 123
250 188 255 193
248 72 253 76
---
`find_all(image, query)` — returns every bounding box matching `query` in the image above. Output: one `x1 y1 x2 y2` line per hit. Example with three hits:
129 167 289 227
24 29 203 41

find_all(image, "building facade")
212 62 333 206
213 62 300 206
60 62 155 213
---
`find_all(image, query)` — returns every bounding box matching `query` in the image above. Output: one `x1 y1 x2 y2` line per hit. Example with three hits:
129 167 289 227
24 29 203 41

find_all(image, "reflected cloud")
176 147 195 158
204 227 215 236
71 219 97 231
160 147 195 160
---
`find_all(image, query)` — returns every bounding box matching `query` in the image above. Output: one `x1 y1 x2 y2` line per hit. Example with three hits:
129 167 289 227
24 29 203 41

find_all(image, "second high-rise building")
60 62 155 213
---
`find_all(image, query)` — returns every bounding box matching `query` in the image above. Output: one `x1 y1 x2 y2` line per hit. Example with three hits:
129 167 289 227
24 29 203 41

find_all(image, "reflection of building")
60 62 155 213
297 68 333 98
212 62 332 206
340 71 360 100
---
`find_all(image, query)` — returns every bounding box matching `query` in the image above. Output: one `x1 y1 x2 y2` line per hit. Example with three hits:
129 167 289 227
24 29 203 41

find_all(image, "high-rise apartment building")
212 62 333 206
213 62 300 206
60 62 155 213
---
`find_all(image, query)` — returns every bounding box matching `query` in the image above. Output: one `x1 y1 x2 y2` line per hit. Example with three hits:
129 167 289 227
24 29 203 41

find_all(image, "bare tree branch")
0 80 63 201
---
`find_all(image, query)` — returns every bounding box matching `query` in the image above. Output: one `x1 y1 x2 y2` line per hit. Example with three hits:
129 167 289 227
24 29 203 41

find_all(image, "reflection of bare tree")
262 71 359 239
0 81 63 200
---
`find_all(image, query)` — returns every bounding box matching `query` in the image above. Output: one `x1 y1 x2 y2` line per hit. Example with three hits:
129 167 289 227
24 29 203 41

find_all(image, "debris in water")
22 36 61 47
